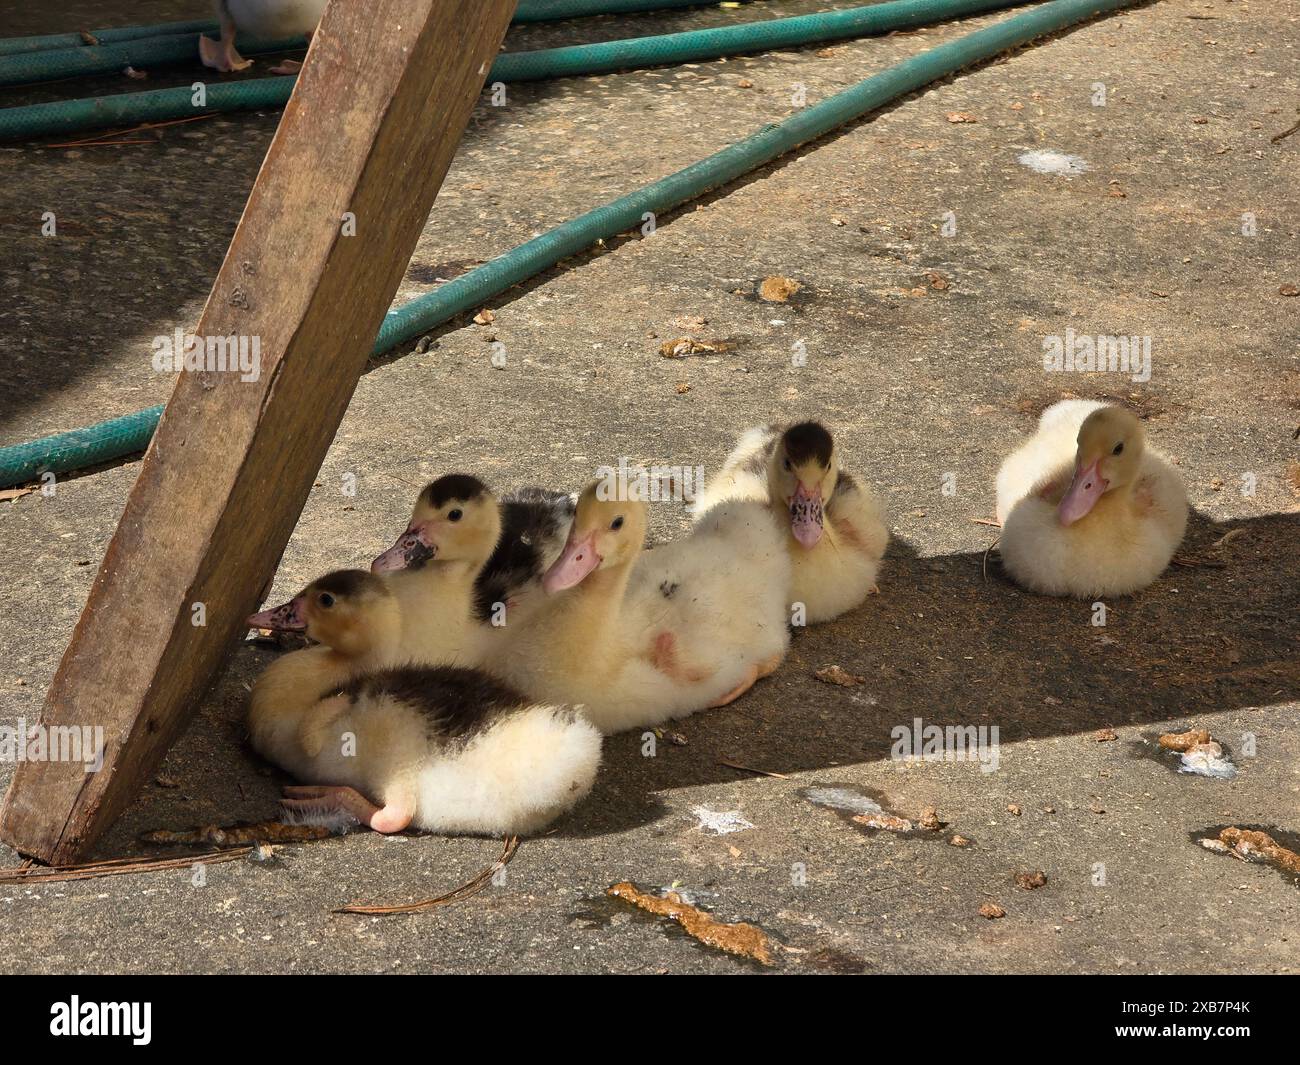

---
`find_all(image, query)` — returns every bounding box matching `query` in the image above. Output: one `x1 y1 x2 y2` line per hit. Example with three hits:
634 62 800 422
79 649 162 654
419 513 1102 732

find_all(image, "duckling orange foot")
709 665 760 708
280 785 412 834
269 59 304 75
756 652 784 679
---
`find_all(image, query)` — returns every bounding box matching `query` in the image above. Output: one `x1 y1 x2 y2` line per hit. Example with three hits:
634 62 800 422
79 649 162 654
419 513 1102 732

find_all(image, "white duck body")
247 571 600 837
222 0 328 38
693 422 889 624
996 400 1188 598
494 488 791 734
272 667 600 837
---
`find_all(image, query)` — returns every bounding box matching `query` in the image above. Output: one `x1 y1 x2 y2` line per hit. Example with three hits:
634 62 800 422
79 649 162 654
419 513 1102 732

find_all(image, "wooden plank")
0 0 519 864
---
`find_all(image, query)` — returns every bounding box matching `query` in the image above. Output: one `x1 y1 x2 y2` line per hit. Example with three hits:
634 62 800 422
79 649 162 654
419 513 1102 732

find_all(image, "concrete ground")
1 0 1297 974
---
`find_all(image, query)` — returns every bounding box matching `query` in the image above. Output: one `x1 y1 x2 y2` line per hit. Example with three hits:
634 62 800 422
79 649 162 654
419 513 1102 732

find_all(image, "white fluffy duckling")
246 570 601 836
693 421 889 623
492 480 791 734
996 400 1188 597
370 476 573 663
200 0 327 74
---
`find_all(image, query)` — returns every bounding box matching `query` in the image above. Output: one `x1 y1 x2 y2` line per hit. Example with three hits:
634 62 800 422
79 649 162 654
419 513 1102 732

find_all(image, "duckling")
492 480 791 734
246 570 601 836
996 400 1188 597
200 0 326 74
692 421 890 624
370 476 575 662
368 474 508 667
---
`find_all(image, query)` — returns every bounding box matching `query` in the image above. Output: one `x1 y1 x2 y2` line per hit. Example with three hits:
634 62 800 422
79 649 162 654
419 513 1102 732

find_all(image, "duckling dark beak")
790 482 824 548
543 531 601 593
247 595 307 632
371 523 438 573
1058 459 1108 526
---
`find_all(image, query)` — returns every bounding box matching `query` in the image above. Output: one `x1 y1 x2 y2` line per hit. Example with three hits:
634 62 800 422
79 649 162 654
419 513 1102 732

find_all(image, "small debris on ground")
607 882 775 966
1017 149 1089 177
1093 728 1118 742
949 834 972 847
1179 741 1237 779
1006 804 1022 817
979 902 1006 919
141 821 332 846
758 276 802 302
1158 727 1211 752
659 336 728 358
691 807 754 836
1200 828 1300 874
852 811 913 832
947 111 978 123
472 307 495 325
919 806 945 831
814 665 866 687
1156 728 1237 778
1015 870 1048 890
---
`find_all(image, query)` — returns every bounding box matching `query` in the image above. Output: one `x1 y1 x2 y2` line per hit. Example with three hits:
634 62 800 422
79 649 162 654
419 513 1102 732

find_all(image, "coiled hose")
0 0 1026 141
0 0 1142 487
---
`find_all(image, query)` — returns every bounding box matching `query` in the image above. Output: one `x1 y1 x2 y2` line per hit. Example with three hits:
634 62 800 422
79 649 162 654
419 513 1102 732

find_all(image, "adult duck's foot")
269 59 303 75
199 33 252 72
280 785 412 834
709 664 760 708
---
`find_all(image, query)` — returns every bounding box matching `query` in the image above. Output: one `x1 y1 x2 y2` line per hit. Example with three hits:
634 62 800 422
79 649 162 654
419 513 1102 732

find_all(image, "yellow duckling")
491 480 791 734
996 400 1188 597
693 421 889 623
370 475 578 667
246 570 601 836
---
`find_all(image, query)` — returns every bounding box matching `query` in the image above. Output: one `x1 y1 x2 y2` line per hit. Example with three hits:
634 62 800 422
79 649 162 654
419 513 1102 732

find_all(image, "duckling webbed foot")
709 664 760 708
280 785 412 834
756 652 784 679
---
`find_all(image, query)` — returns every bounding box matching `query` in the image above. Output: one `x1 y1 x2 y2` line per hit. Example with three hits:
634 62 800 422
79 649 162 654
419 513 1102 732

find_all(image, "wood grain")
0 0 519 863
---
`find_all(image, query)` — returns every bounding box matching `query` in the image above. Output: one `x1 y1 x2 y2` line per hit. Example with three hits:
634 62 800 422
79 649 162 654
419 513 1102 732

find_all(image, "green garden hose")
0 1 730 69
0 20 216 57
0 33 306 86
0 0 1026 142
0 0 1143 487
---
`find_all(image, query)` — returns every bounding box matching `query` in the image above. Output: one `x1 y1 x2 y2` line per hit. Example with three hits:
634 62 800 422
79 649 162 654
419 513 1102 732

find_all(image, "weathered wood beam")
0 0 519 864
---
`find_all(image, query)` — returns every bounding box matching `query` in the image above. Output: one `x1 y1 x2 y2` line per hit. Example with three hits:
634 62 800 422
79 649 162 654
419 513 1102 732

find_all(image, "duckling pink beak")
247 594 307 632
1058 459 1108 525
543 531 601 593
371 522 438 573
790 482 824 548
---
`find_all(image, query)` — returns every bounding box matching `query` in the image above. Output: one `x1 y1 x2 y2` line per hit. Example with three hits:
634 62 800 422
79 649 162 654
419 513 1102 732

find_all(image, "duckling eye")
447 508 463 522
1112 442 1124 456
610 515 624 531
318 593 335 608
783 457 793 472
